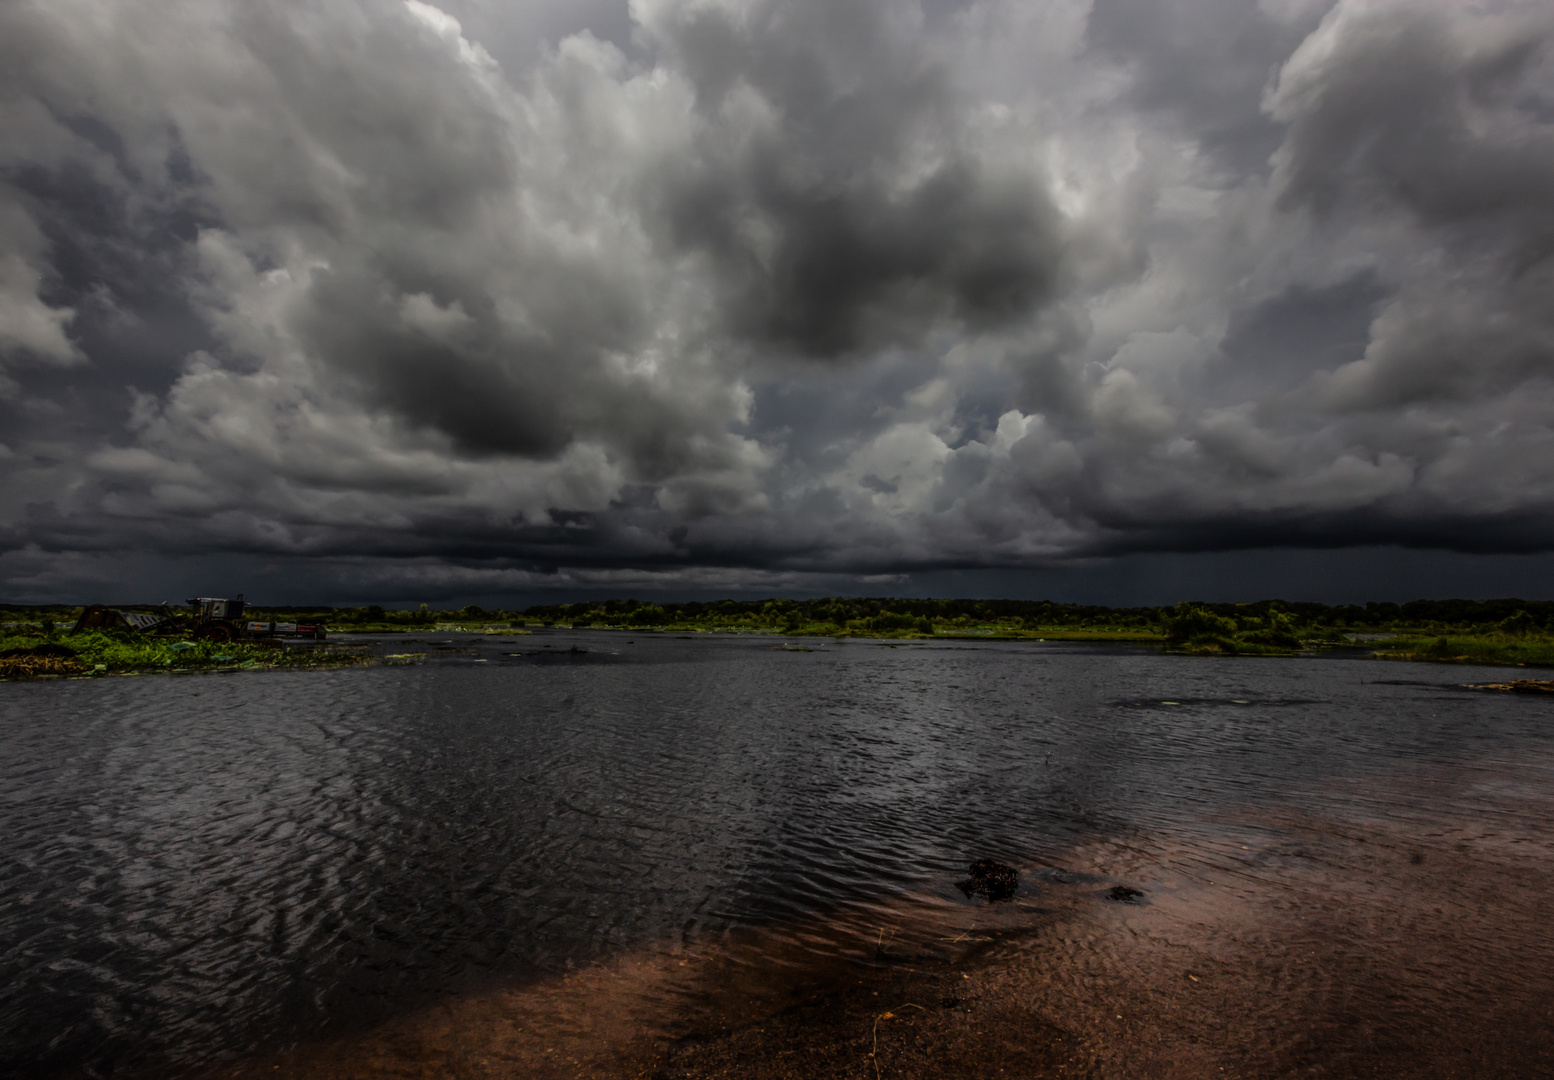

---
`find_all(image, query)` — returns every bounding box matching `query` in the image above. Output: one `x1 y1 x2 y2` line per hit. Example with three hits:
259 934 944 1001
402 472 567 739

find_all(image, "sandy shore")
224 753 1554 1080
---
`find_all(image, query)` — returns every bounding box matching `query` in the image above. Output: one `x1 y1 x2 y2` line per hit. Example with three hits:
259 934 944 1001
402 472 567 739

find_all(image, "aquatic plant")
0 629 367 678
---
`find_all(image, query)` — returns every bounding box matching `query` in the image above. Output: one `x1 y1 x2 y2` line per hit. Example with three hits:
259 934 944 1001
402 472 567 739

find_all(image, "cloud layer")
2 0 1553 599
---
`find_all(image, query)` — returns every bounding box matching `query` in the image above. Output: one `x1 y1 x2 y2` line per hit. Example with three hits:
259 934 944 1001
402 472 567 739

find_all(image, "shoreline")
7 627 1554 681
213 754 1554 1080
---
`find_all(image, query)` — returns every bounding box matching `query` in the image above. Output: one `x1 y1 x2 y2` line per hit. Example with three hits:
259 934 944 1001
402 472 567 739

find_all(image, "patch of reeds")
0 653 86 679
1370 634 1554 669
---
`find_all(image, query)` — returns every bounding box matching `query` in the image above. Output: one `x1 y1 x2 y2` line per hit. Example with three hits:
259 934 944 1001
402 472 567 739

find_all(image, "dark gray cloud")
1271 3 1554 233
646 0 1065 356
1212 271 1386 402
1087 0 1331 173
2 0 1553 603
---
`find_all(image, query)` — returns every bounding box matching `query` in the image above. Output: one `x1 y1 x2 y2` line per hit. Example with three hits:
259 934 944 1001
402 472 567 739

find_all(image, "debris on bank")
0 643 85 678
75 596 325 643
1463 679 1554 694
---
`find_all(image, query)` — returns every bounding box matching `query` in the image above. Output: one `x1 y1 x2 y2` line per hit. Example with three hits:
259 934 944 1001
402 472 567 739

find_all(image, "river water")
1 632 1550 1077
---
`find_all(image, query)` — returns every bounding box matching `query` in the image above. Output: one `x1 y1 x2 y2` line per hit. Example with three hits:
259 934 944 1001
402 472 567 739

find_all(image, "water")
1 632 1550 1077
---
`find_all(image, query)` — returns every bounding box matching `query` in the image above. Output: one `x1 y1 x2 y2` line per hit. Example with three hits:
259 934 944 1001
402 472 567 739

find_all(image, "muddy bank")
218 754 1554 1080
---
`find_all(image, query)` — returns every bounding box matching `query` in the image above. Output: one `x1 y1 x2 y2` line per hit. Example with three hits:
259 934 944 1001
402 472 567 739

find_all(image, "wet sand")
219 753 1554 1080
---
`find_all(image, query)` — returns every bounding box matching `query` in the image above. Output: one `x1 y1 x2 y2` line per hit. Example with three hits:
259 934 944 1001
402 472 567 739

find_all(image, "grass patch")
524 621 1164 642
998 628 1162 642
1368 634 1554 669
1170 640 1305 657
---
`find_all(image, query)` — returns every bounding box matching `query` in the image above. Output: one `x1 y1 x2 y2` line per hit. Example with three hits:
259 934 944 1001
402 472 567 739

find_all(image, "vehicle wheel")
198 622 235 643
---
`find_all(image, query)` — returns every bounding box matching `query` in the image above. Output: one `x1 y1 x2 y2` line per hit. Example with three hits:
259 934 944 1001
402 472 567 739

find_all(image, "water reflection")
0 634 1549 1076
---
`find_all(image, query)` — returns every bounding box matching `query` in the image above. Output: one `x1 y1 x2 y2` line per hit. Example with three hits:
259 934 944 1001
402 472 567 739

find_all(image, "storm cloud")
2 0 1553 602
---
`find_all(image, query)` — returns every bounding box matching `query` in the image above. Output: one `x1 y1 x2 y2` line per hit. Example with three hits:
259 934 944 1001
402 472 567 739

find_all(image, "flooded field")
2 632 1551 1077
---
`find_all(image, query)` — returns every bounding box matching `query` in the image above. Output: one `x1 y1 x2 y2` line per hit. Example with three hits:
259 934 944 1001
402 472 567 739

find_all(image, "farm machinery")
72 596 326 642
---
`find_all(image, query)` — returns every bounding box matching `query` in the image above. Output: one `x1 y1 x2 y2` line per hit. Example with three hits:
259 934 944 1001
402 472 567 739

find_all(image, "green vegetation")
0 629 366 679
3 595 1554 678
515 596 1164 640
513 596 1554 666
1160 604 1310 655
253 603 521 634
1368 631 1554 669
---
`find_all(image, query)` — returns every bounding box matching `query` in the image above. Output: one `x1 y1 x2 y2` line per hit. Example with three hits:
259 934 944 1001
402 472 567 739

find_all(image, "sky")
2 0 1553 606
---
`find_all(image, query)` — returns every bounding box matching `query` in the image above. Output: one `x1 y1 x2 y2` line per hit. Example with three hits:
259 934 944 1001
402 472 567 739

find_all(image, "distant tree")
1498 610 1539 637
626 604 668 626
1162 604 1237 646
1236 611 1301 649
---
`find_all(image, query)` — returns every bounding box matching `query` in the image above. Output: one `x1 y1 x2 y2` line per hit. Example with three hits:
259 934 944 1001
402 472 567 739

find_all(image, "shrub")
1162 604 1237 646
869 612 918 632
1237 612 1301 649
1498 610 1539 637
625 605 668 626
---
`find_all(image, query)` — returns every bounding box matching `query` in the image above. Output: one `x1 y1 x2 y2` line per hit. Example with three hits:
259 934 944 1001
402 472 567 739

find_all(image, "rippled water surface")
1 632 1550 1077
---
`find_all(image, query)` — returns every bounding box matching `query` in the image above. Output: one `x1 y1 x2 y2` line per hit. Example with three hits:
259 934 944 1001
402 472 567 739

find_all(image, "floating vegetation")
0 630 370 679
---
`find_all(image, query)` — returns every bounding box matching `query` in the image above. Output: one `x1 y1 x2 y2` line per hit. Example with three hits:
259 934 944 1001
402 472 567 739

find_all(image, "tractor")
184 596 247 642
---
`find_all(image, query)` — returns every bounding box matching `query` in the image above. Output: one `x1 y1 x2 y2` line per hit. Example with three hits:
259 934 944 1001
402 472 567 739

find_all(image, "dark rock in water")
0 643 79 659
1106 885 1144 903
956 859 1018 901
